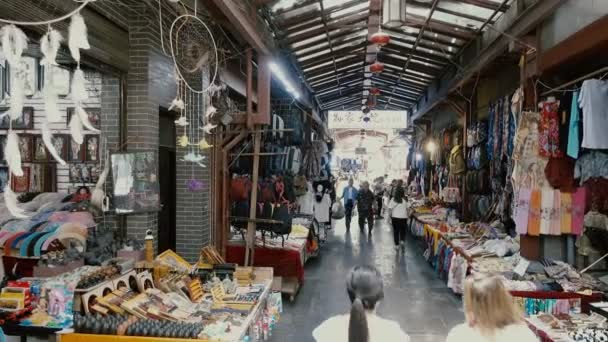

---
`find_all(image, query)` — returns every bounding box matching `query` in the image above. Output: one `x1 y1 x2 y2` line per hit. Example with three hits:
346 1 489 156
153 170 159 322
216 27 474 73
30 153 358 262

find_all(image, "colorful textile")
540 188 555 235
560 192 573 234
567 91 581 159
552 191 562 235
515 188 532 235
571 187 587 235
528 190 541 236
539 100 562 158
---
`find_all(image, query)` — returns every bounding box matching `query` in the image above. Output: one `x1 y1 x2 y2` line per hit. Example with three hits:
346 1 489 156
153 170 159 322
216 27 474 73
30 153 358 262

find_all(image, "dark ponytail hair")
347 265 384 342
394 186 405 204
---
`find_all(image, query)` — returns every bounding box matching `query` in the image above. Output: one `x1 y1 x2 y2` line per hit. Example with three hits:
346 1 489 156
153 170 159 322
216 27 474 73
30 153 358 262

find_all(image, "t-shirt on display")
579 79 608 149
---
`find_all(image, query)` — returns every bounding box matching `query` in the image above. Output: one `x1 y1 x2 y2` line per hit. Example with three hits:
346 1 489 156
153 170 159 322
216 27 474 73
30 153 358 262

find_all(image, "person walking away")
446 274 538 342
341 179 359 231
313 265 410 342
387 179 398 201
388 186 408 251
356 181 375 236
373 178 385 219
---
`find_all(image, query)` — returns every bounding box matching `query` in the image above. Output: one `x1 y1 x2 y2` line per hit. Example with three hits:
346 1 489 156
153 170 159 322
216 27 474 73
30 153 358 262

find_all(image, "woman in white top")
313 265 409 342
446 274 538 342
388 186 408 251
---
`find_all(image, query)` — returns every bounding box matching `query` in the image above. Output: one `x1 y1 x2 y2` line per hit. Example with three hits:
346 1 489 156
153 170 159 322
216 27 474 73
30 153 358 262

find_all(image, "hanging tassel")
174 116 189 127
42 122 66 165
68 13 90 62
75 106 100 132
40 29 63 66
69 114 84 145
201 123 217 134
5 131 23 177
0 25 28 67
91 152 110 209
9 72 24 120
168 98 184 111
197 138 213 150
205 105 217 118
71 68 88 103
4 185 29 219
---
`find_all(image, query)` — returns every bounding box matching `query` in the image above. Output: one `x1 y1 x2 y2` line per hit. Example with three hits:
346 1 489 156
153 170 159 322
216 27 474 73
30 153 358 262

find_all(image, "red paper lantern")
370 61 384 74
367 96 377 107
369 87 381 96
370 31 390 46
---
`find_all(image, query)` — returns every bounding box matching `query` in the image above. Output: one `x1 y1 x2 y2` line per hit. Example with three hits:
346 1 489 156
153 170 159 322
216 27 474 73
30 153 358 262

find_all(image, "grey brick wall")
123 4 212 262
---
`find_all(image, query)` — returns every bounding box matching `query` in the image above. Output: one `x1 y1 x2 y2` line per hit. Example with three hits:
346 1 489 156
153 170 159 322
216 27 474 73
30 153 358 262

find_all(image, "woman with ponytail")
313 265 409 342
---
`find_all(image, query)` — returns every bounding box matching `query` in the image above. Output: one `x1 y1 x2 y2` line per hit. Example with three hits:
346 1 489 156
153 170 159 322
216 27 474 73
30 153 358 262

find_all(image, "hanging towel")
567 91 581 159
515 188 532 235
540 188 555 235
571 187 586 235
528 189 541 236
560 192 572 234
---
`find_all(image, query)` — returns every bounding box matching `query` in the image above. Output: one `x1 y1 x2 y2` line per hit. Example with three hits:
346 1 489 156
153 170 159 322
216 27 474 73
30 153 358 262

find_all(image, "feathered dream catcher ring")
169 14 219 94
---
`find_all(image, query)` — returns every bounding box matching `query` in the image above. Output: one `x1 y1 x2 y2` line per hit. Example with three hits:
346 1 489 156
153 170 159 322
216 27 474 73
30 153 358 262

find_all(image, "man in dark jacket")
356 181 375 235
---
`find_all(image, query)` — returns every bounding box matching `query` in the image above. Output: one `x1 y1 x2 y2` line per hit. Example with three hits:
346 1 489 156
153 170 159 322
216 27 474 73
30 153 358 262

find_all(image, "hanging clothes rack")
540 66 608 96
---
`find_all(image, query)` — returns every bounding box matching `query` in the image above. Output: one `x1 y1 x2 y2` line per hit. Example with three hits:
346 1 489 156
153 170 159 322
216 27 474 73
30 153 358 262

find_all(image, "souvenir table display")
0 250 281 342
526 312 608 342
408 206 608 301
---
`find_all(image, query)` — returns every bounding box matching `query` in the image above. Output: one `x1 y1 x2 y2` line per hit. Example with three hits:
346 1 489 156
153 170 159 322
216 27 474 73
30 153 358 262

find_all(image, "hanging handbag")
271 204 292 235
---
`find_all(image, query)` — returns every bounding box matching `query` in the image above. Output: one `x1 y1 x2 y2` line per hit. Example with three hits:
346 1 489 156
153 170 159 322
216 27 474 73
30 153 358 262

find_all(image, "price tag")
514 258 530 276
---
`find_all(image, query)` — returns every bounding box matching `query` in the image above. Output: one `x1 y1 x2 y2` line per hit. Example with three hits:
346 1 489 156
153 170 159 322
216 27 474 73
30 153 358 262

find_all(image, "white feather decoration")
71 68 88 103
5 131 23 177
69 114 84 145
9 72 24 120
68 13 90 62
43 79 62 122
0 25 28 67
40 29 63 66
91 153 110 209
168 98 184 111
42 122 66 165
205 105 217 118
3 185 29 219
76 106 100 132
201 123 217 134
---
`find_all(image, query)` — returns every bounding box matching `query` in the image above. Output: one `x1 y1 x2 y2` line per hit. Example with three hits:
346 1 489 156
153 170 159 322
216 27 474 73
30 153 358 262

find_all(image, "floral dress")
539 100 562 157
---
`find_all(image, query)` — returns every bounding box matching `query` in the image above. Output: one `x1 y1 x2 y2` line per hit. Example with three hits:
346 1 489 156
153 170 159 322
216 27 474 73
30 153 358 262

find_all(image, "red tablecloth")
226 244 304 283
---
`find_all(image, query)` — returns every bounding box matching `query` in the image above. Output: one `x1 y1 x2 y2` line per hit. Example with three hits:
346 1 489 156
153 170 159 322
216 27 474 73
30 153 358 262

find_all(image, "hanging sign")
355 147 367 155
328 110 408 129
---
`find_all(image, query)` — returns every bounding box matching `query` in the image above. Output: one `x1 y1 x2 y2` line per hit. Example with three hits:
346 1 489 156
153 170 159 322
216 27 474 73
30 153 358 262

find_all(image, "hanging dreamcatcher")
166 5 220 191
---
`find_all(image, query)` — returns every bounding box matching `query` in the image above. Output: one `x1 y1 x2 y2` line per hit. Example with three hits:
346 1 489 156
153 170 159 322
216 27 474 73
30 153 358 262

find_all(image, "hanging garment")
551 190 562 235
573 151 608 185
560 192 573 234
512 112 540 161
487 104 495 160
571 187 587 235
540 188 555 235
544 157 576 192
515 188 532 235
298 182 314 215
557 92 573 155
312 193 331 224
502 94 511 158
579 79 608 149
538 99 562 158
567 91 581 159
527 189 541 236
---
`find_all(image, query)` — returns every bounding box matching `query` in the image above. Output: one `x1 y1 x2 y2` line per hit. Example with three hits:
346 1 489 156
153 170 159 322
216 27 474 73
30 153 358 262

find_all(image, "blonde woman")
446 275 538 342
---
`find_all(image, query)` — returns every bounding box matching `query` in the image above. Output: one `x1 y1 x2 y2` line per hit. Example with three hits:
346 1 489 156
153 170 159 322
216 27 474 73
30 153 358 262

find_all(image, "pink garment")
515 188 532 234
571 187 587 235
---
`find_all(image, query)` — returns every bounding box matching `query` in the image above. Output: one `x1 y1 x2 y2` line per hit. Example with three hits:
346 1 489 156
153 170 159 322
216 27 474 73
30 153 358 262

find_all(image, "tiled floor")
271 216 464 341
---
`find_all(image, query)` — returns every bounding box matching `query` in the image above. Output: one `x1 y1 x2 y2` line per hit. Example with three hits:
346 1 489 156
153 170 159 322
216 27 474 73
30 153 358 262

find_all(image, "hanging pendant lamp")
370 31 390 47
369 87 381 96
383 0 407 28
370 61 384 74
